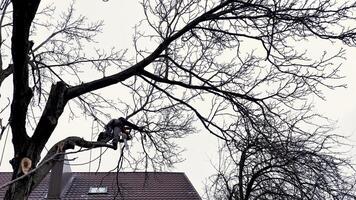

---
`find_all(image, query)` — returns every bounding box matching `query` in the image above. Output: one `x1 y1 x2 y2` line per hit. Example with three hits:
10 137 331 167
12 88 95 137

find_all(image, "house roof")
0 172 50 199
0 172 201 199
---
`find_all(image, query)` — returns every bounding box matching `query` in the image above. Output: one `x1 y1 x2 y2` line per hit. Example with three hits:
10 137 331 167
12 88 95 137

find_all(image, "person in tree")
97 117 143 149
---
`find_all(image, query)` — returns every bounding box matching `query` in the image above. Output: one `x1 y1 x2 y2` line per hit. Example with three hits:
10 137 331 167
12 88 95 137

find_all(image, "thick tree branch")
30 81 68 163
1 136 115 190
66 1 232 99
0 64 13 87
30 136 115 192
141 69 261 102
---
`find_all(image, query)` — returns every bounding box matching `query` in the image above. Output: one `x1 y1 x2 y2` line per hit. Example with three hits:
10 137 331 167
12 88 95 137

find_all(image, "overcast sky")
1 0 356 196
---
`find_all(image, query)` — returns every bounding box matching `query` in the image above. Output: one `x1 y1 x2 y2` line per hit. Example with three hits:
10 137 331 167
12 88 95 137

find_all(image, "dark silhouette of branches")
1 0 356 199
205 115 356 200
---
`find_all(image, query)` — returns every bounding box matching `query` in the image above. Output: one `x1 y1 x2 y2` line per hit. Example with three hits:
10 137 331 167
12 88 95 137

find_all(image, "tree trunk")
4 146 38 200
5 166 34 200
5 1 42 198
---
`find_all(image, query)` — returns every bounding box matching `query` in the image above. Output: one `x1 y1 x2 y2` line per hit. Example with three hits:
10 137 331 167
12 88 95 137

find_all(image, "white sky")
1 0 356 196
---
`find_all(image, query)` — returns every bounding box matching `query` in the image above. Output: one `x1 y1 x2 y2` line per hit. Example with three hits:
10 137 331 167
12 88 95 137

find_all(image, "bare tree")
204 116 356 199
1 0 356 199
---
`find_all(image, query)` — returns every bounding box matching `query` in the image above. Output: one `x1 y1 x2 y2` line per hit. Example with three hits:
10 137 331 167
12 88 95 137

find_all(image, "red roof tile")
0 172 201 199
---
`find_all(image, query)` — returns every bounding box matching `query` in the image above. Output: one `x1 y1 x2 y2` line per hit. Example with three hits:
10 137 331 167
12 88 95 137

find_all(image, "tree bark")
5 0 41 199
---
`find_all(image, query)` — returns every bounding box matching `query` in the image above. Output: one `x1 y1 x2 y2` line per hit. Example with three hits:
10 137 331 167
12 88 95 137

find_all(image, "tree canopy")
0 0 356 199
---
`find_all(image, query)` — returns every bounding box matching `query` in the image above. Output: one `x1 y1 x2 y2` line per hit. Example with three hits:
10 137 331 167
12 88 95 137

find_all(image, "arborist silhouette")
97 117 143 149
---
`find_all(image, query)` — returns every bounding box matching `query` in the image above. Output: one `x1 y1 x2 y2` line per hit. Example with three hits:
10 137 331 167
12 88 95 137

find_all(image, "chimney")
47 155 72 200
